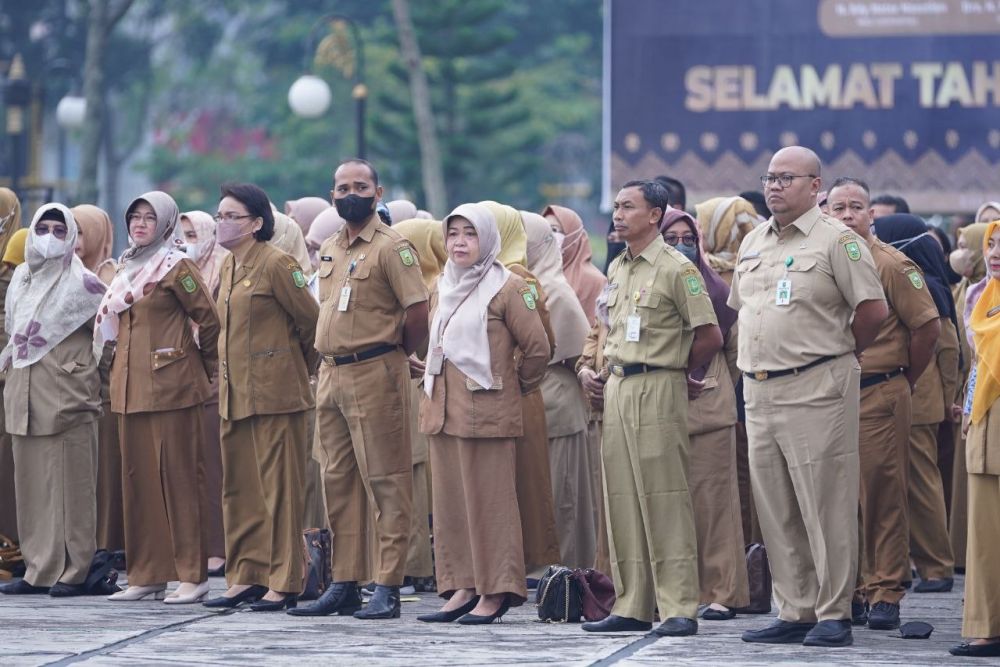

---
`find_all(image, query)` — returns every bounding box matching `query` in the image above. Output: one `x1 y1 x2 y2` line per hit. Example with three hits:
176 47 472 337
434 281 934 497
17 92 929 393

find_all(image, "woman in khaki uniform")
71 204 122 556
660 209 749 620
95 190 220 603
0 188 23 544
950 220 1000 658
418 203 550 624
203 183 318 612
521 211 596 569
0 204 105 596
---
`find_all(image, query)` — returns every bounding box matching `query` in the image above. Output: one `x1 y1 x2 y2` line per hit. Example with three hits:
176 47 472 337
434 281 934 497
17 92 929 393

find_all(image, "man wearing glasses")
729 146 887 648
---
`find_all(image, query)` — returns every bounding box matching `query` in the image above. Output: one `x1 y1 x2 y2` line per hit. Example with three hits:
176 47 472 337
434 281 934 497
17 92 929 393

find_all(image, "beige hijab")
480 201 528 268
694 196 759 274
284 197 330 235
70 204 114 273
543 204 606 325
975 201 1000 223
394 218 446 290
270 208 313 276
181 210 228 295
387 199 418 224
522 211 590 363
0 188 23 280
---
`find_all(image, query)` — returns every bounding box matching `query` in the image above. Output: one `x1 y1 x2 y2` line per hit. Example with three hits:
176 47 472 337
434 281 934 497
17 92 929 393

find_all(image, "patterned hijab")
543 204 607 325
694 196 759 274
2 204 107 369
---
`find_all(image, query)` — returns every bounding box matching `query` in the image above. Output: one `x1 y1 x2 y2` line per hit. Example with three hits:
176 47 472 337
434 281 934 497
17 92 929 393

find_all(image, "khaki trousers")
949 423 968 569
430 433 526 601
406 378 433 578
316 351 412 586
689 426 749 607
202 400 225 559
857 375 911 604
516 388 561 571
735 421 763 545
745 353 860 623
119 407 207 586
589 420 612 576
221 412 306 593
963 472 1000 639
13 421 98 587
302 401 327 531
549 429 597 569
908 423 955 580
95 401 124 552
603 369 698 622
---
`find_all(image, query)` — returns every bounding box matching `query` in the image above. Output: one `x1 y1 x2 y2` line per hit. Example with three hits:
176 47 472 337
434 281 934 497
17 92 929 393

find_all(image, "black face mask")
334 194 375 224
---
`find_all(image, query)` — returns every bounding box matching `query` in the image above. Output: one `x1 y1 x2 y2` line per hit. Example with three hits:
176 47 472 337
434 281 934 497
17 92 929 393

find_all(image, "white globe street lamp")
55 94 87 129
288 75 332 119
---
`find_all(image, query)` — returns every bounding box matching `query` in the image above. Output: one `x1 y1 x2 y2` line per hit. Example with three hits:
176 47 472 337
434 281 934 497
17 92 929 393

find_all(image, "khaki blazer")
109 260 220 414
966 395 1000 475
217 242 319 421
419 275 550 439
4 326 101 436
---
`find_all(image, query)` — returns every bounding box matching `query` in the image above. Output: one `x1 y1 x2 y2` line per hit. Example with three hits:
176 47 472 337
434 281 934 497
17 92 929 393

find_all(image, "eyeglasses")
35 223 68 239
127 213 157 225
760 173 816 188
663 233 697 247
213 213 254 223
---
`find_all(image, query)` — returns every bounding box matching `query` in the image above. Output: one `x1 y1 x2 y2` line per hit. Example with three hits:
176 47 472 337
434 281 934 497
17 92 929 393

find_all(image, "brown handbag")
300 528 331 601
572 568 615 621
737 543 772 614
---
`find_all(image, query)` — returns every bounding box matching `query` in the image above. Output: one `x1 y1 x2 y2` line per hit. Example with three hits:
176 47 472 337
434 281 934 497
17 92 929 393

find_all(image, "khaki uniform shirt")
604 239 717 369
862 240 939 375
727 207 885 372
315 216 427 356
911 318 960 425
4 326 101 436
110 260 220 414
217 242 320 421
419 275 550 439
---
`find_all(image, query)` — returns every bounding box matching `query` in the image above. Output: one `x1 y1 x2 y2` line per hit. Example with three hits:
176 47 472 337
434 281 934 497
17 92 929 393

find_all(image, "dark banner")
603 0 1000 213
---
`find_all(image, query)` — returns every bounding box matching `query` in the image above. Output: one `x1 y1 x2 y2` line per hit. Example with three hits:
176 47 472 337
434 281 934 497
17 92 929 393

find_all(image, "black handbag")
535 565 583 622
84 549 122 595
300 528 332 601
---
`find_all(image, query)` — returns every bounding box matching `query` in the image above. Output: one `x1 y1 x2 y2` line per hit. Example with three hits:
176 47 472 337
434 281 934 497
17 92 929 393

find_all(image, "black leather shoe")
250 594 297 612
653 617 697 636
49 582 88 597
288 581 362 617
950 641 1000 657
202 584 267 609
913 577 953 593
802 619 853 647
0 579 50 595
867 601 900 630
742 619 816 644
851 600 868 626
354 584 401 619
701 606 736 621
457 597 510 625
417 595 480 623
582 615 653 633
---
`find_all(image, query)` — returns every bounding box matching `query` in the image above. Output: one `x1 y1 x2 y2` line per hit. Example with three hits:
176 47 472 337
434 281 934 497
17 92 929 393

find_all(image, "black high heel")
202 584 267 609
457 596 511 625
249 594 298 612
417 595 480 623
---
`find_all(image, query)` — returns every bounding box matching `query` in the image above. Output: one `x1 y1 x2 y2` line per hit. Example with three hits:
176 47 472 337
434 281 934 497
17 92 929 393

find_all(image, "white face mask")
35 232 68 259
552 231 566 248
185 239 210 262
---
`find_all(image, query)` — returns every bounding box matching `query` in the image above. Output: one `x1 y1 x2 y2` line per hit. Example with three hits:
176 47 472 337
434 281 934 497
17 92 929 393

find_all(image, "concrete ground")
0 574 980 666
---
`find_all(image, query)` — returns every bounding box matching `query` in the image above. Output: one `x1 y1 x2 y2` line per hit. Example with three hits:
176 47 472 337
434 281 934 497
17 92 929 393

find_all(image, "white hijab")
2 204 107 370
425 203 510 396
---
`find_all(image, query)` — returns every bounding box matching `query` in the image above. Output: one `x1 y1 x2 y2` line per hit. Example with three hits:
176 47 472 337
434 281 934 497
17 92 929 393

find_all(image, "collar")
239 239 268 269
625 237 665 265
339 216 379 248
767 206 822 237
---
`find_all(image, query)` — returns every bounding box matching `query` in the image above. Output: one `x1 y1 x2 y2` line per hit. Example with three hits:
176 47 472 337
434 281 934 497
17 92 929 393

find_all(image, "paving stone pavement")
0 574 983 666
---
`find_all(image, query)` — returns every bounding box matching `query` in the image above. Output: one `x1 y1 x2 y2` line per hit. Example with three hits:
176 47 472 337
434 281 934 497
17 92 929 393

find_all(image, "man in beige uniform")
580 180 722 637
290 159 428 620
827 177 940 631
732 147 887 648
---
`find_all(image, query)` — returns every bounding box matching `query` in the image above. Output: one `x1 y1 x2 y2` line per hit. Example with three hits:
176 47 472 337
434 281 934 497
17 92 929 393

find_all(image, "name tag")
625 314 641 342
988 305 1000 318
426 345 444 375
338 285 351 312
775 278 791 306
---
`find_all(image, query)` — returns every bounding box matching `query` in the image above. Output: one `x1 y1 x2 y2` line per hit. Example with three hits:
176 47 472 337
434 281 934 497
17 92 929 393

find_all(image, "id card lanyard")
775 256 793 306
625 289 642 342
338 255 365 311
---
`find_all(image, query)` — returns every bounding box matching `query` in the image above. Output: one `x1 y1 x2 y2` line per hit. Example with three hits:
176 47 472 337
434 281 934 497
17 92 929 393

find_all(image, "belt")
608 363 666 378
860 368 904 389
743 355 836 382
321 343 398 367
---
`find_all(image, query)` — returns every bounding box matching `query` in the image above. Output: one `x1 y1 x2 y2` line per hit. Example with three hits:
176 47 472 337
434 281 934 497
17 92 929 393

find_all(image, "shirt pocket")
151 347 187 371
735 258 763 299
466 374 503 391
785 258 818 299
317 260 336 303
347 262 376 310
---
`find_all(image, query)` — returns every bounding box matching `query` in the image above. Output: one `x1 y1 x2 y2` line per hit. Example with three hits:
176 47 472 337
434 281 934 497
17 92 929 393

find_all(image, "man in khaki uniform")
290 159 428 620
827 177 940 631
731 147 887 648
580 180 722 637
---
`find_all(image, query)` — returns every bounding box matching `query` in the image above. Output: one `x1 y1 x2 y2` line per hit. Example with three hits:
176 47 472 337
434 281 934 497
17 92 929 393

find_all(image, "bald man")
729 147 887 648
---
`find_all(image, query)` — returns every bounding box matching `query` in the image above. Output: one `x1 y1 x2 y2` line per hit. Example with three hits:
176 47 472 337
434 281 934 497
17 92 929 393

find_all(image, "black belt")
322 343 397 367
743 355 836 382
860 368 904 389
608 363 667 378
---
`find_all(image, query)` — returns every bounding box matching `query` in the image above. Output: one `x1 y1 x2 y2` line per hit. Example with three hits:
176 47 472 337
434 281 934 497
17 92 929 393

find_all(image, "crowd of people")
0 149 997 657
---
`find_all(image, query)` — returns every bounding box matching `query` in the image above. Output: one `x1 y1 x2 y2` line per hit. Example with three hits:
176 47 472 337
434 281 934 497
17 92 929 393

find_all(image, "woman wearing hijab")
96 191 220 603
304 207 346 275
693 197 760 284
522 211 596 568
394 218 447 588
386 200 418 225
659 209 749 619
874 214 960 593
949 219 1000 657
480 200 561 574
417 203 550 624
72 204 116 283
203 183 318 612
975 201 1000 224
0 188 23 545
270 208 313 277
284 197 330 237
947 222 990 570
543 205 607 325
0 204 105 596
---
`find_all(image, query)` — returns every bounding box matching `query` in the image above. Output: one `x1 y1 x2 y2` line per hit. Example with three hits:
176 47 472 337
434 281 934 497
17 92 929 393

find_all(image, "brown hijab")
0 188 23 279
71 204 115 272
543 204 606 325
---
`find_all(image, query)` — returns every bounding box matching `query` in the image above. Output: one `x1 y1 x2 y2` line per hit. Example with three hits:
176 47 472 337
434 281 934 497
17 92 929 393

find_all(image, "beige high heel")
164 581 210 605
107 584 167 601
